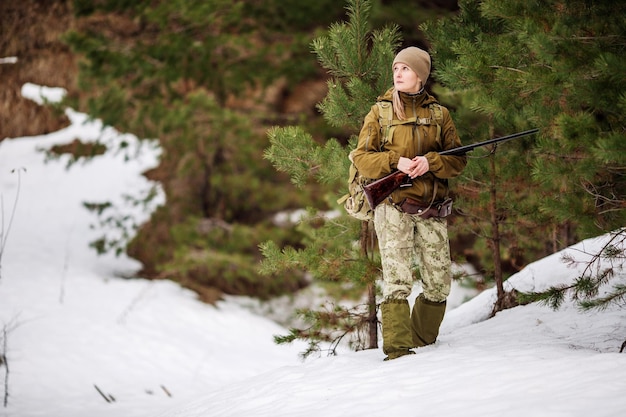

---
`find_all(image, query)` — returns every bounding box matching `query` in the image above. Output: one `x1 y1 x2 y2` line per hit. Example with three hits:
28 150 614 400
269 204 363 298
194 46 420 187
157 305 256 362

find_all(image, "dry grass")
0 0 77 140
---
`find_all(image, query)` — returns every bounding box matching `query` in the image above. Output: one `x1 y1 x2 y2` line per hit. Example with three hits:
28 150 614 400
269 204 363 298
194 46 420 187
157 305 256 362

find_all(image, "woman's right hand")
398 156 429 179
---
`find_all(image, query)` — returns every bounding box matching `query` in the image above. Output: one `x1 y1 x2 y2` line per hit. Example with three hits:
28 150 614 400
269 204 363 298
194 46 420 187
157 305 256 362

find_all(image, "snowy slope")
0 85 309 417
159 232 626 417
1 85 625 417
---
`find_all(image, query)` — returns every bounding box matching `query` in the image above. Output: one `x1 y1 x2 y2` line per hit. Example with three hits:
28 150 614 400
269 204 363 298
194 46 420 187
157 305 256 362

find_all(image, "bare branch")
489 65 526 74
1 168 26 281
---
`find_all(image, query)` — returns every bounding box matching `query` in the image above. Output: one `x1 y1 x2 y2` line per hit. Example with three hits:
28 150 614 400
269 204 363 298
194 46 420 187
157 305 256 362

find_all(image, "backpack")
338 101 443 221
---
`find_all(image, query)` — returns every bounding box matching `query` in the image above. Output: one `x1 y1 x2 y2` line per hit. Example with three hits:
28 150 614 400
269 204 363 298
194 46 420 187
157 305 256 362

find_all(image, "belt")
398 198 453 219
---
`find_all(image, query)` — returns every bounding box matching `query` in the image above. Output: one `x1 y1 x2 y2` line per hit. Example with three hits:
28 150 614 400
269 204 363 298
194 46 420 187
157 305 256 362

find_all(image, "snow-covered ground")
0 84 625 417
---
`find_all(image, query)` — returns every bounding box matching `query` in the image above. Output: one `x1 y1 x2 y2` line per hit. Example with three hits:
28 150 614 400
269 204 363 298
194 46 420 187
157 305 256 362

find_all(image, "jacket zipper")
412 96 422 156
411 96 434 201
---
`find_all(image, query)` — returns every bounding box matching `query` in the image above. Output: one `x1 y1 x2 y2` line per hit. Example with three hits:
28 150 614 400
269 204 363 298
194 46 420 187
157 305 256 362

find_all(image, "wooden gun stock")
362 128 539 210
363 171 409 210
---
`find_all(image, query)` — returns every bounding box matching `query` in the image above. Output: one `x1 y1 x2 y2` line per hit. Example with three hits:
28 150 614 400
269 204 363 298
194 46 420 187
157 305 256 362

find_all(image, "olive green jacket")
352 88 467 205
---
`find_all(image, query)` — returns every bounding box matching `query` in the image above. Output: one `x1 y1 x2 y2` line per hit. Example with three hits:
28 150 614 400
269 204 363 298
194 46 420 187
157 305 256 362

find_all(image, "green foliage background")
63 0 624 322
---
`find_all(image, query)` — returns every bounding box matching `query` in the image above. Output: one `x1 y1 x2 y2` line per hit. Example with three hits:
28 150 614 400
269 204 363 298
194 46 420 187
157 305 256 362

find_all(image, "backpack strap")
377 101 444 146
377 101 393 149
428 103 443 145
377 101 415 146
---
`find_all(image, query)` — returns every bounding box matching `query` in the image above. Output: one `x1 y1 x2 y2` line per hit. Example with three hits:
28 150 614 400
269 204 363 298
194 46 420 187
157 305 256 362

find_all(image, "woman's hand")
398 156 429 178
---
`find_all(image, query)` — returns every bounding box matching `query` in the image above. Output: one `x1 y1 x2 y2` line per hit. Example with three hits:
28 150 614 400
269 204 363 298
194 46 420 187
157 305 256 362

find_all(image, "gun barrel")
439 128 539 156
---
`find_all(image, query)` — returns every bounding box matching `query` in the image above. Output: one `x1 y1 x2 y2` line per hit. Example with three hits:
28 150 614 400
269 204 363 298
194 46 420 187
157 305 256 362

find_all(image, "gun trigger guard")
400 176 413 188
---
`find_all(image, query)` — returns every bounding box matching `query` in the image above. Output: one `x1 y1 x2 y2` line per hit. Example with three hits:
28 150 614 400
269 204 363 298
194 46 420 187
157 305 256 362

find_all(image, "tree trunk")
361 220 378 349
367 281 378 349
489 152 505 314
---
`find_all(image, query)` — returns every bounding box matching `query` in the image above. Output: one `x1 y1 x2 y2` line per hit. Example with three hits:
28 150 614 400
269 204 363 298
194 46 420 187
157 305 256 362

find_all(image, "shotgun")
362 128 539 210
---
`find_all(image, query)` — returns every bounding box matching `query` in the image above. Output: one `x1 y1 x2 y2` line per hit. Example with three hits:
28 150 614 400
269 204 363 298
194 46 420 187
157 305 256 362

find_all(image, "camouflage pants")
374 203 452 303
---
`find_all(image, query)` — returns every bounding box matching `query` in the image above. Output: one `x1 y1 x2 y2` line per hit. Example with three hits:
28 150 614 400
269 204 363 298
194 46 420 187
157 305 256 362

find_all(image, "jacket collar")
378 87 438 108
399 90 428 107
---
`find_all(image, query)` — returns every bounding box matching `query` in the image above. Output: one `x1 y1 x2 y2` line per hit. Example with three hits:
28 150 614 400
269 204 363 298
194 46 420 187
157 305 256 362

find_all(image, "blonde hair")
392 84 423 121
392 89 406 120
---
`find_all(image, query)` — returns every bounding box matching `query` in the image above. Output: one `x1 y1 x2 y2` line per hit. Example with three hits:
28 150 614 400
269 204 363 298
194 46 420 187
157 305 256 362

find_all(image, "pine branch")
273 302 374 359
519 229 626 310
578 283 626 311
518 285 569 310
264 126 320 188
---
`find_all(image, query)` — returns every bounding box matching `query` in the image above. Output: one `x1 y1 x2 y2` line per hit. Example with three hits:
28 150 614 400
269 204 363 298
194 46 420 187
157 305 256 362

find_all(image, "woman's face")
393 63 422 93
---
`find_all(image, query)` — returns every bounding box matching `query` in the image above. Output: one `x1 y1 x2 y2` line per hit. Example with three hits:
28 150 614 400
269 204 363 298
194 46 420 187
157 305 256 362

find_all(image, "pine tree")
261 0 401 355
424 0 626 312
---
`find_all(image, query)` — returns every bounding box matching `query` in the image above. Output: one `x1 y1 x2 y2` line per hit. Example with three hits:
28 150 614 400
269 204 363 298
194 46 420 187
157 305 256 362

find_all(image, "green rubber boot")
411 294 447 348
381 299 415 361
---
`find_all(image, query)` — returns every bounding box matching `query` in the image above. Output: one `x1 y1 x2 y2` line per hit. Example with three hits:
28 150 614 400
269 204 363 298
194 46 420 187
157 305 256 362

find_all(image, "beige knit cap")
392 46 431 85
